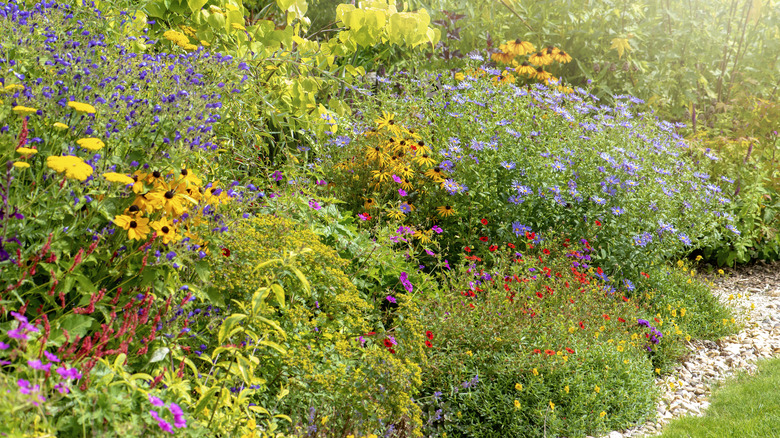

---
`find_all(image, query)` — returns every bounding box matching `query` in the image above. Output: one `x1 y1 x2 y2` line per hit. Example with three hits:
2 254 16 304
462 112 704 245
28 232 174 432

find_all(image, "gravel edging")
593 262 780 438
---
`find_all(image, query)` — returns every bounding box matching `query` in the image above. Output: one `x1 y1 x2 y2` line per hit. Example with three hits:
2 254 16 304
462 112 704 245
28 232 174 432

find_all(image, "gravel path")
595 261 780 438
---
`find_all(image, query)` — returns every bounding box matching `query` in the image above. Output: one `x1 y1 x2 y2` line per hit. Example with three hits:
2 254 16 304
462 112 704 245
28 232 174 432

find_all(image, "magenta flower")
54 382 70 394
28 359 51 372
149 394 165 408
7 328 28 340
168 402 186 428
386 295 397 304
56 366 83 380
0 341 10 350
43 351 60 362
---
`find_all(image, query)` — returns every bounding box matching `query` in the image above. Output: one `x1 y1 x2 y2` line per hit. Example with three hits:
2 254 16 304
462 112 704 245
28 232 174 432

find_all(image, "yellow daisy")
436 205 456 218
113 214 150 241
151 217 181 245
515 62 536 77
529 51 553 66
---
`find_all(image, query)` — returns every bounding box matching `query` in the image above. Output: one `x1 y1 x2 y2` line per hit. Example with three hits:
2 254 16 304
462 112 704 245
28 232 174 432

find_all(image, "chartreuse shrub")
417 234 658 437
319 67 737 277
209 212 428 436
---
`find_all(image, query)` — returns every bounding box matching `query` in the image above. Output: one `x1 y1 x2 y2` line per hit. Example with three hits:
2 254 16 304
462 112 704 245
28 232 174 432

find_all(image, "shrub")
319 68 737 276
417 234 658 437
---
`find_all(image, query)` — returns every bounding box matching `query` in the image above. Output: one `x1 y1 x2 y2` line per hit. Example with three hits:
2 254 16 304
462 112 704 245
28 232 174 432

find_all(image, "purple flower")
309 199 321 211
28 359 51 372
0 341 10 350
637 319 650 328
7 328 28 340
398 188 407 197
169 402 187 428
386 295 397 304
54 382 70 394
392 174 402 183
431 225 443 234
399 272 413 293
18 379 39 395
56 366 83 380
43 351 60 362
149 394 165 407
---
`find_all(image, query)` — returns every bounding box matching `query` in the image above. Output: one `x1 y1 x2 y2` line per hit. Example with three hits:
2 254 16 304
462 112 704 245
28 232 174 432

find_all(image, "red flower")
221 247 231 257
622 296 629 302
545 349 555 356
489 245 498 252
536 292 543 298
542 248 550 255
425 330 434 340
388 348 396 354
533 349 542 354
578 321 585 329
640 271 650 278
481 218 488 225
365 332 376 336
425 340 433 348
507 243 515 249
618 317 626 323
565 347 575 354
595 220 602 226
383 339 393 348
603 314 611 320
464 246 471 253
479 236 489 242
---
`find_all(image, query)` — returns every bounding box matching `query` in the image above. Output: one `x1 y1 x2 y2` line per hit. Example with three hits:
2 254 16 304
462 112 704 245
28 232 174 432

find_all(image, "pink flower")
28 359 51 372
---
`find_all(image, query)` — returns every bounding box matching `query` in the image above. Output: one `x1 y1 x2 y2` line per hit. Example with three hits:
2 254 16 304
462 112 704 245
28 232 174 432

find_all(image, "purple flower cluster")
148 395 187 433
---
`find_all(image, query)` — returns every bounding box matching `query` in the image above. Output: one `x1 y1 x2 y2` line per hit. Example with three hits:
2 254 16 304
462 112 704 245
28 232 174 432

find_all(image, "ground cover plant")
656 358 780 438
0 0 758 436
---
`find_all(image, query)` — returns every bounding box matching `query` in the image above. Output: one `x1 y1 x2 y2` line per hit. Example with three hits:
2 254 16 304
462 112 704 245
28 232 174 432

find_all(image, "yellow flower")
12 106 37 116
12 161 30 169
529 51 553 66
564 385 569 393
505 39 535 56
552 50 572 63
532 368 539 376
599 411 607 418
515 383 523 391
695 255 703 261
77 137 105 151
113 214 151 241
514 61 536 77
549 401 555 411
424 166 445 183
374 111 396 130
163 30 190 46
436 205 456 218
67 101 96 114
231 22 246 31
655 368 661 374
46 155 93 181
3 84 24 93
147 188 190 217
16 147 37 155
594 385 600 393
53 122 69 130
173 168 203 190
414 152 436 168
513 399 521 409
363 198 377 210
534 67 552 82
102 172 135 185
718 269 724 275
151 217 181 245
491 51 515 64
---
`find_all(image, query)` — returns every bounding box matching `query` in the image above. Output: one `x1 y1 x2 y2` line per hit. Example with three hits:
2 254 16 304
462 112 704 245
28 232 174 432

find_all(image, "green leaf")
149 347 170 363
188 0 207 13
271 283 285 308
218 313 247 343
194 386 220 415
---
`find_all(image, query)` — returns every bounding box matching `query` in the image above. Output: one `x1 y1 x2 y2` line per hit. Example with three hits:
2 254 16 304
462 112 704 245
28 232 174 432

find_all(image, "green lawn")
655 358 780 438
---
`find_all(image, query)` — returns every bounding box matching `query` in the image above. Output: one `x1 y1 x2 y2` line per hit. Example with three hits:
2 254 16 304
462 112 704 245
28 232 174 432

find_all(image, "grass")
655 358 780 438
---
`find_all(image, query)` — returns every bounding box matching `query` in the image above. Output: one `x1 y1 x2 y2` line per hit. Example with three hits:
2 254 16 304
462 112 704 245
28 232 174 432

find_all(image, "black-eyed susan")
147 188 189 217
491 51 514 64
371 169 391 184
436 205 456 217
76 137 105 151
113 214 151 241
67 101 96 114
46 155 93 181
172 167 203 190
506 39 535 56
544 46 560 57
144 169 166 187
131 193 157 214
131 171 147 194
386 208 405 221
400 179 414 191
363 198 377 209
123 204 143 217
413 140 431 155
102 172 134 185
553 50 572 63
424 166 446 183
414 153 436 168
515 61 536 77
414 229 432 244
151 217 181 245
12 106 37 117
535 67 552 82
529 51 553 66
366 145 389 166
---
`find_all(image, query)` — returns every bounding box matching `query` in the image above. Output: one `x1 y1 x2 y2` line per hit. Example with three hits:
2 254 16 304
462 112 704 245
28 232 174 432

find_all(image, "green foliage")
417 236 658 437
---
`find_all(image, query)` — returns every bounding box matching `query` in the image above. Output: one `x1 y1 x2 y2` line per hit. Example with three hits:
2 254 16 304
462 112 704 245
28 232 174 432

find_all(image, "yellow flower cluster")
488 40 573 88
163 30 198 51
112 166 226 243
